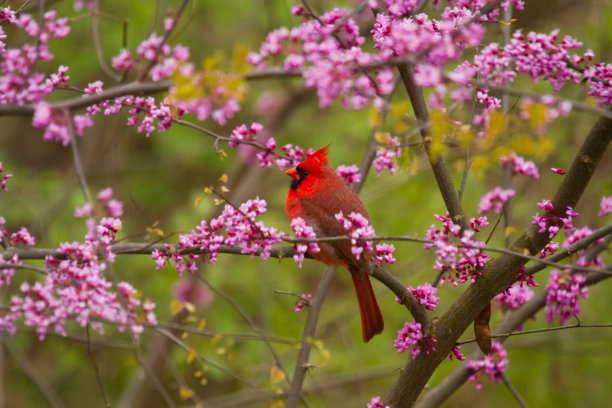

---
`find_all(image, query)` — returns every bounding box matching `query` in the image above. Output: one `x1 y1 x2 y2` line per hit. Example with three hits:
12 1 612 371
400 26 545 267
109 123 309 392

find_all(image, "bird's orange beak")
285 167 298 180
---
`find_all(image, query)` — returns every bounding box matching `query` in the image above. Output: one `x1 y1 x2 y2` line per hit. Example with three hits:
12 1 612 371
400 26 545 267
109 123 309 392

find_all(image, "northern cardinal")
285 145 384 342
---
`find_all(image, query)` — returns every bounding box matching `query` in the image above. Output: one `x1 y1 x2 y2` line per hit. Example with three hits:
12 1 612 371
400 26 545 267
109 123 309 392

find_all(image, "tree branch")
286 266 335 408
386 110 612 407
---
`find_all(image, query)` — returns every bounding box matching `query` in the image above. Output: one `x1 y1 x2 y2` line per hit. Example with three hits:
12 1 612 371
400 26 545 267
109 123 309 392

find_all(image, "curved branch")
386 110 612 407
286 266 335 408
0 81 172 116
415 266 611 408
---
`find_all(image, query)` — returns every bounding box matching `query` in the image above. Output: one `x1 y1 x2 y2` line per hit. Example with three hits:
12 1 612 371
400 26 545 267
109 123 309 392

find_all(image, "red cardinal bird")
285 145 383 342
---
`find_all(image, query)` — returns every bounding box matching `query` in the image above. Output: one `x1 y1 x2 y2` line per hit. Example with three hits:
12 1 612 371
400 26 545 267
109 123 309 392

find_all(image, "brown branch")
386 110 612 407
415 267 611 408
397 62 469 231
0 81 172 116
286 265 335 408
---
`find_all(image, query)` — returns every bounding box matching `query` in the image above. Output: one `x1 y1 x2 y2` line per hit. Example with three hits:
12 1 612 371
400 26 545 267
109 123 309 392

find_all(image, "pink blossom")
531 200 577 239
293 293 312 312
111 48 134 71
599 196 612 217
545 269 587 324
375 243 396 264
478 187 515 214
495 284 534 310
424 213 488 286
466 341 508 390
397 282 439 311
499 153 540 179
373 133 402 176
336 165 361 186
449 345 466 361
335 211 376 260
154 198 285 274
394 321 436 359
550 167 567 175
289 217 320 268
0 162 12 191
84 80 103 95
367 396 389 408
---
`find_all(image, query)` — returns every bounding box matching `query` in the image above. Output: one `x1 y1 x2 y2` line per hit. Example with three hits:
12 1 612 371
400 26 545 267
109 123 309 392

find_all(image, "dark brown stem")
396 63 469 230
286 266 335 408
386 111 612 407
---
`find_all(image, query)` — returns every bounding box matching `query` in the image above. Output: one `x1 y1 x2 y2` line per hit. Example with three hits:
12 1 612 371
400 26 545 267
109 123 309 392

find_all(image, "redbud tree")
1 0 611 407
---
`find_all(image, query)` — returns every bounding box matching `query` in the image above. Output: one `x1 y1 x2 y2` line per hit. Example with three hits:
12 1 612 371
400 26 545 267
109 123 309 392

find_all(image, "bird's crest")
302 144 330 168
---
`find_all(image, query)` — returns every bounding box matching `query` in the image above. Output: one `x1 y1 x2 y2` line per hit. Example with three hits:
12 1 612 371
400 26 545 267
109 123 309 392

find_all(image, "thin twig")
155 328 259 388
2 335 67 408
87 325 111 408
500 372 529 408
4 224 612 274
137 0 189 81
91 3 122 82
156 321 297 345
132 337 176 408
286 266 335 408
195 273 293 386
66 106 93 205
457 323 612 346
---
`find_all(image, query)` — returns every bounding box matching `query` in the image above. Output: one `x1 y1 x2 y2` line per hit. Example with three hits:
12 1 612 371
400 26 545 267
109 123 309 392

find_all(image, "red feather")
286 146 383 342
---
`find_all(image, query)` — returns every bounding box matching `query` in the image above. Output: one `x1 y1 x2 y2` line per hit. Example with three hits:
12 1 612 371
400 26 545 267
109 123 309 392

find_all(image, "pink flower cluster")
0 8 70 107
152 198 284 275
478 187 515 215
229 122 264 148
367 396 389 408
519 96 572 133
228 124 313 170
499 153 540 179
83 94 173 138
599 195 612 217
373 134 402 176
248 8 394 110
0 162 12 191
289 217 321 268
164 58 242 126
466 341 508 390
375 243 396 264
0 191 157 340
109 27 242 127
449 345 466 361
531 199 578 239
543 227 604 325
32 99 93 145
394 320 437 359
424 213 489 285
336 165 362 186
335 211 376 260
396 282 439 311
550 167 567 175
0 217 35 286
545 269 587 325
495 284 534 311
293 293 312 312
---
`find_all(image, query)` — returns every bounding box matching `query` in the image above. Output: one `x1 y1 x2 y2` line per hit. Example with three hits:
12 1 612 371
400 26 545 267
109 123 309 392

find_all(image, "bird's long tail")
349 266 384 342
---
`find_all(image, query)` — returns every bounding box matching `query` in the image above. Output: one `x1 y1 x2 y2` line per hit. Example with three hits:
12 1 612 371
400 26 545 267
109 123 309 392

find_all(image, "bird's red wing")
297 186 372 267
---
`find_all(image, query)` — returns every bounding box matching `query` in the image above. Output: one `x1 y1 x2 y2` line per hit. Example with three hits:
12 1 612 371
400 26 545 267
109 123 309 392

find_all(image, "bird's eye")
297 167 309 179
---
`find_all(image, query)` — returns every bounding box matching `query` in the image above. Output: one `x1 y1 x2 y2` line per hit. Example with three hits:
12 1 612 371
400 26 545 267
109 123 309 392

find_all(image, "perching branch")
386 109 612 407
